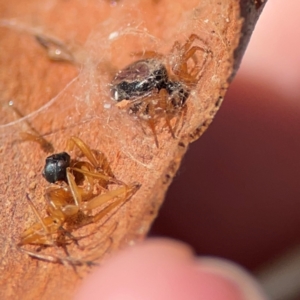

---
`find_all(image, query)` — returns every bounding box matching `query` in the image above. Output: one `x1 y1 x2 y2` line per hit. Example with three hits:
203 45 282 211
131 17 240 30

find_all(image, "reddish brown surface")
152 0 300 273
0 0 264 299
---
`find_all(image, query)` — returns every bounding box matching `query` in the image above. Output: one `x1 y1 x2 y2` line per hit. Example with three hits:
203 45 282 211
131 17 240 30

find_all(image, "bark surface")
0 0 266 299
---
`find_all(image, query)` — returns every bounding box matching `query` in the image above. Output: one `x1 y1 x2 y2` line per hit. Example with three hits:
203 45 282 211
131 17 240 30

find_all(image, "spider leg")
181 34 201 53
90 194 126 223
71 166 123 185
68 137 116 179
82 182 140 211
148 119 159 148
159 89 176 139
27 193 50 235
57 226 82 249
67 137 99 168
131 50 164 60
183 46 208 64
146 100 160 148
47 167 86 217
66 168 82 211
55 232 79 272
18 247 95 267
18 196 76 267
170 34 200 57
139 119 150 137
9 103 54 153
188 49 212 81
66 183 139 242
19 132 54 153
174 46 208 77
91 149 116 178
130 93 161 147
172 103 187 136
79 221 118 250
19 194 60 247
171 34 212 88
81 235 113 263
170 40 182 55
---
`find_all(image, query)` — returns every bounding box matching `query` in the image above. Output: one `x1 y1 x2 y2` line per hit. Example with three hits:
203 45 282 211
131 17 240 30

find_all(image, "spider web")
0 0 225 159
0 0 234 268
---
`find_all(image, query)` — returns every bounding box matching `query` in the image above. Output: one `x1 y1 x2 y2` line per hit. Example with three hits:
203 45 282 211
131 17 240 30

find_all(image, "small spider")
110 34 212 146
18 137 141 264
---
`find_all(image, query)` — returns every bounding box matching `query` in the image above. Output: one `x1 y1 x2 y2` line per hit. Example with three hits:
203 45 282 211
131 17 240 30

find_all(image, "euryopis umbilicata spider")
18 137 141 265
110 34 212 146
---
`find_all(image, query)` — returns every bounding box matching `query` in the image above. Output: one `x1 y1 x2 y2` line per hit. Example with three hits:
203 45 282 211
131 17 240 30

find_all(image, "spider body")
111 59 168 101
42 152 71 183
19 137 140 264
111 59 189 109
110 34 212 146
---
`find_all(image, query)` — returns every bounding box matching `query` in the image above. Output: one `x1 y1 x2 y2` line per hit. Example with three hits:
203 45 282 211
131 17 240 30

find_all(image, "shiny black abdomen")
42 152 71 183
111 59 169 101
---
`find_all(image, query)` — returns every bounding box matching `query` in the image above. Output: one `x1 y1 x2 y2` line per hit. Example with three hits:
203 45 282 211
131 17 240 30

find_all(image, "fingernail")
196 257 269 300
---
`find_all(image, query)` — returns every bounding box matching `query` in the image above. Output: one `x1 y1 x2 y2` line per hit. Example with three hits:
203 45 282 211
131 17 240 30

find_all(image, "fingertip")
75 239 267 300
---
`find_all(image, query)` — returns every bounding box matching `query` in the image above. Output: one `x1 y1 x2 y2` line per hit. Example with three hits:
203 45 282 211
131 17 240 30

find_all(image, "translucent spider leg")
158 89 176 138
19 183 140 265
174 34 202 54
18 246 96 267
67 136 116 179
18 194 71 267
19 132 54 153
7 102 54 153
131 50 164 60
146 99 160 148
172 103 188 137
82 182 141 212
171 34 212 86
80 234 114 263
123 91 162 147
18 194 61 246
189 49 212 84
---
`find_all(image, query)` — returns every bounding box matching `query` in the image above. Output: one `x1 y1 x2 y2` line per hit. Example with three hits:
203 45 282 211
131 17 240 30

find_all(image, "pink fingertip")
75 239 267 300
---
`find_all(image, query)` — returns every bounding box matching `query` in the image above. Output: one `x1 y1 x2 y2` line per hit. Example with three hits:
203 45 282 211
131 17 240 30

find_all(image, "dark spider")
110 34 211 146
110 59 168 101
111 59 189 111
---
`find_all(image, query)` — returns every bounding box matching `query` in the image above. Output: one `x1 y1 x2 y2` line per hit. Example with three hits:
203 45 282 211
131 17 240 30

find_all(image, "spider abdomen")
42 152 71 183
111 59 168 101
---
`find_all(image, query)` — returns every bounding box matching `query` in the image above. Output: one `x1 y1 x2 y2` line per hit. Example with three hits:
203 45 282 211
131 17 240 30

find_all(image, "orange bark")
0 0 266 299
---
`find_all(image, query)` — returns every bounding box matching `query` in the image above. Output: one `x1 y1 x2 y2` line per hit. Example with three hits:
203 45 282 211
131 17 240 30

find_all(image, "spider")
110 34 212 146
18 137 141 265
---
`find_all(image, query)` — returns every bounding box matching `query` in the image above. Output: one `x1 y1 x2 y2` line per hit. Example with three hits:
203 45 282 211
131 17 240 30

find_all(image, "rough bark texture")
0 0 266 299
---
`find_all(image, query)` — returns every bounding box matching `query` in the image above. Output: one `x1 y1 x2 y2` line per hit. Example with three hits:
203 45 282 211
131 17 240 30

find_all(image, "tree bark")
0 0 266 299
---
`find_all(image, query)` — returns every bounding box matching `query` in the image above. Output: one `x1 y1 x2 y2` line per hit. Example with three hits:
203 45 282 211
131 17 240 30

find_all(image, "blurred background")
151 1 300 299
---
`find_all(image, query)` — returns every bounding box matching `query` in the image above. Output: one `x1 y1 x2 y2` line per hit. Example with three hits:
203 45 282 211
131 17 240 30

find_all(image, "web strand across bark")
0 0 267 299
